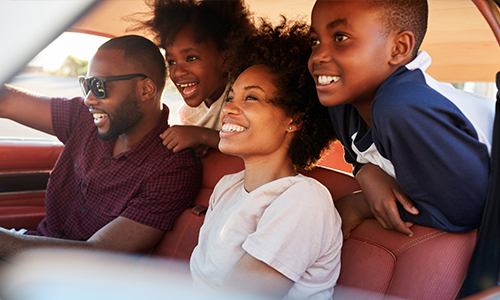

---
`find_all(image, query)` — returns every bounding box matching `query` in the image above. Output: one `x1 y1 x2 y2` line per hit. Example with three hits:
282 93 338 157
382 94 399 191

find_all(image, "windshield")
1 32 184 141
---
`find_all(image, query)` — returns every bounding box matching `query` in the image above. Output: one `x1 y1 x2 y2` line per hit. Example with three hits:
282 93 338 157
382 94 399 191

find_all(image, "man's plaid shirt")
25 97 202 240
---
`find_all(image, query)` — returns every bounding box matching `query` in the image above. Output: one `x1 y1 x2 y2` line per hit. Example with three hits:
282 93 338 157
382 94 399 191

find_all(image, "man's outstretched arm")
0 84 54 135
0 216 165 260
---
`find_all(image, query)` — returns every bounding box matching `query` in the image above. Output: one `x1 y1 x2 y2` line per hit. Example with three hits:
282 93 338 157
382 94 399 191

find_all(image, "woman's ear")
139 78 157 101
389 30 415 66
287 117 303 133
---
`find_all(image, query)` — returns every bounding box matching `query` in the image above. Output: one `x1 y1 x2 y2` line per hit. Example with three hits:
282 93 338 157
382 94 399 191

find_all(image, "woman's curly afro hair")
141 0 254 52
226 17 336 172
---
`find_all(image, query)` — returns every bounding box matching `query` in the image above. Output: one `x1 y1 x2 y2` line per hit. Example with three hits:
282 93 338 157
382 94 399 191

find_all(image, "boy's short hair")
99 35 167 92
369 0 428 58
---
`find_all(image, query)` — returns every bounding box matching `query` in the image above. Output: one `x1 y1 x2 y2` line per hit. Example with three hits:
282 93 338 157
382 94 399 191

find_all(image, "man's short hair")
99 35 167 92
369 0 428 58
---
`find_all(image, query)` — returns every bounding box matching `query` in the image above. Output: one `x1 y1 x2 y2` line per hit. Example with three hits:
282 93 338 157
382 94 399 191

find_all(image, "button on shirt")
25 97 202 240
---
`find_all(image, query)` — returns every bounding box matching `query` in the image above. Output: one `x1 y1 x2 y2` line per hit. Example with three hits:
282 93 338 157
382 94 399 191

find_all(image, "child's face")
166 26 226 108
308 0 395 109
219 65 293 161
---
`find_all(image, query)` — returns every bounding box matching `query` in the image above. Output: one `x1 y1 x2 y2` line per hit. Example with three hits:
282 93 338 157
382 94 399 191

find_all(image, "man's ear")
389 30 415 66
138 78 157 101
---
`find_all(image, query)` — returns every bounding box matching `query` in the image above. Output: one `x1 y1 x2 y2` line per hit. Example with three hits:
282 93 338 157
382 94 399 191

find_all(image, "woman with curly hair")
189 18 341 299
141 0 254 155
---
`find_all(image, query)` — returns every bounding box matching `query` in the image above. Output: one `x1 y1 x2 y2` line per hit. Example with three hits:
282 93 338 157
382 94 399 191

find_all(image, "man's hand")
335 192 373 240
355 163 418 237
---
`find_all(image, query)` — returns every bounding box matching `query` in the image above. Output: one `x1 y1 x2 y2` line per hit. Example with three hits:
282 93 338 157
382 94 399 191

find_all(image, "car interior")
0 0 499 299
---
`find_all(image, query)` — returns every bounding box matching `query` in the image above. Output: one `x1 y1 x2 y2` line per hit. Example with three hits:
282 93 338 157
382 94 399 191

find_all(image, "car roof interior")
70 0 500 83
1 0 500 87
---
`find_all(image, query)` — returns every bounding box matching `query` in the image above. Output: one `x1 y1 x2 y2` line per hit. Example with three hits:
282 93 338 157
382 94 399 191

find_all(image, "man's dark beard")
98 93 143 141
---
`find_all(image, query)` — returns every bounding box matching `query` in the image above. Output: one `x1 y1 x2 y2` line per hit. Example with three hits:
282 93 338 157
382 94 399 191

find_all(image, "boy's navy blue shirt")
329 51 495 232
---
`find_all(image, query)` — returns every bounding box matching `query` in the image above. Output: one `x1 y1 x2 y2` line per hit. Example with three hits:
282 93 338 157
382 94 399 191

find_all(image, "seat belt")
462 72 500 297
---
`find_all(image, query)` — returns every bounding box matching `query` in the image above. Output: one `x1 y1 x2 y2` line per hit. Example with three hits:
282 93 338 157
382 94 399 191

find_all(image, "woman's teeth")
222 123 245 132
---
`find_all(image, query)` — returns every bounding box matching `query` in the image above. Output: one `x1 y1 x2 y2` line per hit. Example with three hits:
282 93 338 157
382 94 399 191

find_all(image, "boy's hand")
160 125 206 153
355 163 418 237
335 192 373 240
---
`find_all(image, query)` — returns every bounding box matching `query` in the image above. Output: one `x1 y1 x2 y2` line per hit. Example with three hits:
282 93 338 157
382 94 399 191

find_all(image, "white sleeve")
242 179 339 282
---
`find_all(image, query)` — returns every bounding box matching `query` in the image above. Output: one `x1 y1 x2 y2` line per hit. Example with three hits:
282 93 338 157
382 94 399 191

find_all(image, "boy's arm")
160 125 220 155
355 163 418 236
334 191 374 239
0 84 54 135
372 90 491 231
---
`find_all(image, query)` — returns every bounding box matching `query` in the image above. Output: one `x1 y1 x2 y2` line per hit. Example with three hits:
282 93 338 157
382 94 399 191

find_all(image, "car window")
1 32 184 141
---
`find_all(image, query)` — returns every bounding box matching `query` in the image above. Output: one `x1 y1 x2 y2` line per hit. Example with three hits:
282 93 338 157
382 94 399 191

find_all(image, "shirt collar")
405 50 432 72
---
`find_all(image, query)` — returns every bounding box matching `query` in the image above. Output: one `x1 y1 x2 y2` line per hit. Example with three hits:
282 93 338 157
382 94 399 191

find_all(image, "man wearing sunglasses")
0 35 202 259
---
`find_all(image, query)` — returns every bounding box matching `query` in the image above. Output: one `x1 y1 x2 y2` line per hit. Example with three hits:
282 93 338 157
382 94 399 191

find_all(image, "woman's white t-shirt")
190 171 343 299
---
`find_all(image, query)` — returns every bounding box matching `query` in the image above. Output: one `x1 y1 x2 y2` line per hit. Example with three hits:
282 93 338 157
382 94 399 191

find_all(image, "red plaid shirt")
25 97 202 240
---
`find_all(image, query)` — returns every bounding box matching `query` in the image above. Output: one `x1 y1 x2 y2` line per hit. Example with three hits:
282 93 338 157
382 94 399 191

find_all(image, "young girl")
190 19 341 299
143 0 254 155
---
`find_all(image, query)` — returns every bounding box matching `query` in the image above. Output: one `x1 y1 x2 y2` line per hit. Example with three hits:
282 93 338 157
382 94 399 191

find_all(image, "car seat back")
335 220 476 300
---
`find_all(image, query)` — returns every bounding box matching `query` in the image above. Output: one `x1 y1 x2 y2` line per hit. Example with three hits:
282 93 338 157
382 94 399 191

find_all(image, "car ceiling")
2 0 500 84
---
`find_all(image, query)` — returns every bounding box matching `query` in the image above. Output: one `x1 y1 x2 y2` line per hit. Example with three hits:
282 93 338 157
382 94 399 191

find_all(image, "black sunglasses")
78 74 148 99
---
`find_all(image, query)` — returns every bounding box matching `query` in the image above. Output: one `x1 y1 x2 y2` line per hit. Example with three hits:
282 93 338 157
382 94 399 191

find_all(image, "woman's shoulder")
260 174 334 208
215 170 245 189
294 174 332 196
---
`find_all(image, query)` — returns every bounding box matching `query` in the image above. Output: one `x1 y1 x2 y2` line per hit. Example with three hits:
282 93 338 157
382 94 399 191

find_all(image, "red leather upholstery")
0 140 62 229
0 206 45 230
0 140 62 172
336 220 476 300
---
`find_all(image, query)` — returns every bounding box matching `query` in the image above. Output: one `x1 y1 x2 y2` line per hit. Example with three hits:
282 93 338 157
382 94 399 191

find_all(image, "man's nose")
83 91 99 107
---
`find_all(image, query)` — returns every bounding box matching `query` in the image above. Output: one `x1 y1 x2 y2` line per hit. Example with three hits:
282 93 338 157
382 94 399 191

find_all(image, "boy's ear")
138 78 157 101
389 30 415 66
